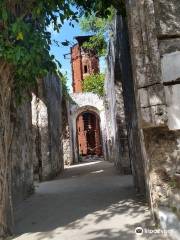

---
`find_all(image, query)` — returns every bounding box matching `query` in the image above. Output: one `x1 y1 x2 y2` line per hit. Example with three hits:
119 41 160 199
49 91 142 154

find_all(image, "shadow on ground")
13 160 167 240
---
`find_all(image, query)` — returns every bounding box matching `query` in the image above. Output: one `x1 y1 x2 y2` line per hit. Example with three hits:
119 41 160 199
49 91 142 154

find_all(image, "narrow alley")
1 1 180 240
13 159 166 240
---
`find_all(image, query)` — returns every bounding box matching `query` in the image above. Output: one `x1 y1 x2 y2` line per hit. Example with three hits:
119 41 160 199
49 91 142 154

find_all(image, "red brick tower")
71 36 102 156
71 36 100 93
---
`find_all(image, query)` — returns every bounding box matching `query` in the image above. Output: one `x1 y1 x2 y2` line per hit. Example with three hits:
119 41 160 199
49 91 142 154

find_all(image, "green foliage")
78 155 83 162
169 178 178 189
82 73 105 97
73 0 115 17
82 34 107 56
80 12 111 33
80 7 115 56
60 72 69 98
0 0 114 101
171 206 177 214
79 0 126 56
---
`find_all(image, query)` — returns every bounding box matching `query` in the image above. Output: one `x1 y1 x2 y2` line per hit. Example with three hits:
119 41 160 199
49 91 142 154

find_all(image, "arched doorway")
76 111 102 157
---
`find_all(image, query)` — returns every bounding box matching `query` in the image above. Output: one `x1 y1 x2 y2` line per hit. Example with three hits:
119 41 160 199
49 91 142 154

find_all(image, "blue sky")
49 20 105 92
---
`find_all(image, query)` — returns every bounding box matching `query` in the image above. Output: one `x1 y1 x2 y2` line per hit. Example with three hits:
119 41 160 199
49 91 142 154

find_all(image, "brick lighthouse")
71 36 102 156
71 36 100 93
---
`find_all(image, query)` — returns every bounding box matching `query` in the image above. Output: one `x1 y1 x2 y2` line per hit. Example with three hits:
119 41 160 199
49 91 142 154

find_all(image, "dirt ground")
13 158 168 240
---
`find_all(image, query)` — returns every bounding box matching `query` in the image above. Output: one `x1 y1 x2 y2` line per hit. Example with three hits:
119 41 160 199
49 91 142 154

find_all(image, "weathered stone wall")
107 13 146 192
11 96 34 206
62 98 72 165
124 0 180 216
11 73 64 204
125 0 180 129
144 127 180 217
104 22 131 174
127 0 168 128
32 74 63 181
62 126 72 165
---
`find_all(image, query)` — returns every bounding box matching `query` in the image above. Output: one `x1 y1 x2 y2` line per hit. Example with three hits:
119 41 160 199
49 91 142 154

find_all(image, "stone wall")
124 0 180 216
144 127 180 217
107 13 146 192
62 99 72 165
126 0 167 129
104 23 131 174
32 74 63 181
11 96 33 206
62 125 72 165
11 73 64 204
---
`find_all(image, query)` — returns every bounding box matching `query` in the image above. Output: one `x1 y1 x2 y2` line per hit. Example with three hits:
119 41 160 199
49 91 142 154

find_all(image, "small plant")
78 155 83 162
171 206 177 214
60 72 69 98
82 73 105 97
169 178 178 189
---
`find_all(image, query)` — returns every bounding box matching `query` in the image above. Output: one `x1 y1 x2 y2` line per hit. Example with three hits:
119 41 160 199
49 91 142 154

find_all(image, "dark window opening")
84 65 88 74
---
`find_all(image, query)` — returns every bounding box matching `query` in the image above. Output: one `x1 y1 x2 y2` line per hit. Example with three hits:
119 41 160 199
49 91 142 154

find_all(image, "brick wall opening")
76 111 102 156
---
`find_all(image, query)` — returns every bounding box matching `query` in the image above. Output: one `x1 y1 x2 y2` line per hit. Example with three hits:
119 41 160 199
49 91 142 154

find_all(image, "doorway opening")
76 111 102 157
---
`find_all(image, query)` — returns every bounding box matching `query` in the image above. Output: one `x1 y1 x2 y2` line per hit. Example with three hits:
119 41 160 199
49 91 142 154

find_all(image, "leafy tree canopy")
82 73 105 97
80 7 115 56
0 0 114 101
79 0 126 56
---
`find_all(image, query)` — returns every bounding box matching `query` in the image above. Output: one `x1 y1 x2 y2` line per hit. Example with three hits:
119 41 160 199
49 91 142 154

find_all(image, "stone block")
12 97 33 206
148 84 166 106
136 58 147 88
138 88 149 108
140 105 167 128
151 105 168 126
140 107 152 128
32 74 63 181
154 0 180 36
